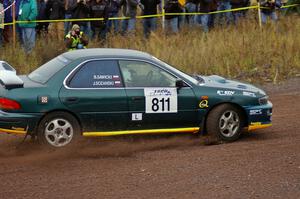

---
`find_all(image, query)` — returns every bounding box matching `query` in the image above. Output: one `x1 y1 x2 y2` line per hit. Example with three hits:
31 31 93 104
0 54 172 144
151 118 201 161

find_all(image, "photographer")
65 24 89 51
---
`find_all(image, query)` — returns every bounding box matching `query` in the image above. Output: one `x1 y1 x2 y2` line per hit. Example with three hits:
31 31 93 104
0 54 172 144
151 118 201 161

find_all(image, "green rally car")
0 49 272 147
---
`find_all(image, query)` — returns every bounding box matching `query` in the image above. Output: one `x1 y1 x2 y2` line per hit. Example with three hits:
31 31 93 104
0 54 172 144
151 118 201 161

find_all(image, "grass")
0 13 299 84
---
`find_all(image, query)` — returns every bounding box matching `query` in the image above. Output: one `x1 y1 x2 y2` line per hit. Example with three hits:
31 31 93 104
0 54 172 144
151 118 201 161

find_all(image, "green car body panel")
0 49 272 137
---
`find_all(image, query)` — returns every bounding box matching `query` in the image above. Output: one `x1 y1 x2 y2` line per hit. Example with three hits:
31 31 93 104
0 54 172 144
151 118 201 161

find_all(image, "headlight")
258 96 269 105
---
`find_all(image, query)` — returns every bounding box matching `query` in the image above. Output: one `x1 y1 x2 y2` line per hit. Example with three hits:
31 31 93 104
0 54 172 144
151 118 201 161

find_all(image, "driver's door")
119 60 199 130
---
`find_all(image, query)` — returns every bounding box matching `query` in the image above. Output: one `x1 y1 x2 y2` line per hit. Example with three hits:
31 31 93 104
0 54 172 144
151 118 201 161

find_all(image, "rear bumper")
244 101 273 131
0 110 41 135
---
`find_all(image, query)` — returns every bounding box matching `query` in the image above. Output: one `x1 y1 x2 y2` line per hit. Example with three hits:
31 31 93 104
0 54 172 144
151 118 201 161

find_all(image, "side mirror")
175 79 185 89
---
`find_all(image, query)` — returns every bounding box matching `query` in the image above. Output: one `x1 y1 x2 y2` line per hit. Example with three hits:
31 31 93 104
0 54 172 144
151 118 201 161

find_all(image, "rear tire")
206 104 244 143
37 112 80 148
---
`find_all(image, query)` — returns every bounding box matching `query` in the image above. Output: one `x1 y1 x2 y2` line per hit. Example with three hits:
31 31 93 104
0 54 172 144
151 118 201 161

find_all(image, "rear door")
119 60 199 130
59 59 128 132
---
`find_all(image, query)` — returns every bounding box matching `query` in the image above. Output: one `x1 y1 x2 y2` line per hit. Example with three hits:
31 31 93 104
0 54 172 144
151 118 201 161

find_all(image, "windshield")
152 56 200 85
28 55 71 84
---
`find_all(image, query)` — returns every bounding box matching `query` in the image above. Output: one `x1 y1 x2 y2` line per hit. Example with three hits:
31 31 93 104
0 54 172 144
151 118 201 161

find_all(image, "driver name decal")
92 74 121 87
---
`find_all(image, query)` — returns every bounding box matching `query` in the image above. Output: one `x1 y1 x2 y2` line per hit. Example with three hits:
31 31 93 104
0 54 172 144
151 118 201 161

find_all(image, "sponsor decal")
249 109 263 115
250 122 262 125
147 89 172 96
144 88 177 113
217 90 235 96
132 113 143 121
243 91 256 97
199 100 209 108
39 96 49 104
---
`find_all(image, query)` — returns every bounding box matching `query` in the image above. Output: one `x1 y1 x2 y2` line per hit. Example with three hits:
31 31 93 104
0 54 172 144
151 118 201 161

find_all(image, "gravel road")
0 79 299 199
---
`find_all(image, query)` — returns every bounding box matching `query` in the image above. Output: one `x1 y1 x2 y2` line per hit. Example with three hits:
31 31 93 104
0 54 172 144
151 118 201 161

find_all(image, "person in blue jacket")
18 0 37 53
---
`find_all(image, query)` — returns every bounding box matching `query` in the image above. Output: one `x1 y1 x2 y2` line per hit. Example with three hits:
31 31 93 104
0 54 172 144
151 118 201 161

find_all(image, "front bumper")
244 100 273 131
0 110 41 135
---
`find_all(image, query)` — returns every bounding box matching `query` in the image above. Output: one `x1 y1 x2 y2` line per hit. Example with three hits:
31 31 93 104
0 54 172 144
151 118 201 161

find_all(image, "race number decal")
144 88 177 113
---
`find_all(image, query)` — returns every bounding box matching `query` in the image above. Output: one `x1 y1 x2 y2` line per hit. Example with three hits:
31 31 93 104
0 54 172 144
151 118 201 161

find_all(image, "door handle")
65 97 79 102
132 96 144 101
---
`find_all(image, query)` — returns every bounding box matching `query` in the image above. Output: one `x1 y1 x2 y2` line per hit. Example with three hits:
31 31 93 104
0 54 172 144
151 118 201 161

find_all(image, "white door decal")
144 88 178 113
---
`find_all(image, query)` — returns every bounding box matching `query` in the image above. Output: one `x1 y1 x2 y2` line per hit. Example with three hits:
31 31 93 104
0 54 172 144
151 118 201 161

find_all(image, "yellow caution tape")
261 3 300 9
280 3 300 8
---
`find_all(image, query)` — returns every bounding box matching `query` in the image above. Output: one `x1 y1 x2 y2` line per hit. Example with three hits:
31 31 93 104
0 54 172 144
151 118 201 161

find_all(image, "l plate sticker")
132 113 142 121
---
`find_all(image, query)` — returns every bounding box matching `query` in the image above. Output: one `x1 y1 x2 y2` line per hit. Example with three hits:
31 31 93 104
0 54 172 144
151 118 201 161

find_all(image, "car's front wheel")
37 112 80 148
206 104 244 143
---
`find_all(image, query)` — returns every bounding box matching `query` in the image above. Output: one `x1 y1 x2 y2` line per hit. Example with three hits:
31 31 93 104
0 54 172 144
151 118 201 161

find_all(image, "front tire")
37 112 80 148
206 104 244 143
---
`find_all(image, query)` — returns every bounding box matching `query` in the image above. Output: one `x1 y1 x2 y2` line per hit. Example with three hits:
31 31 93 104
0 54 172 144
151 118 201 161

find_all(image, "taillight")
0 98 21 110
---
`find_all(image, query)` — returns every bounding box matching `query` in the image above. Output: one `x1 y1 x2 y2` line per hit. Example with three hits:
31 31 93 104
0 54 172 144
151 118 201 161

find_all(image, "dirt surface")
0 79 299 199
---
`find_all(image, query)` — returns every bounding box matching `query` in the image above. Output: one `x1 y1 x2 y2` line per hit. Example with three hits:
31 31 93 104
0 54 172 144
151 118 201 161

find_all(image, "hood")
198 75 266 96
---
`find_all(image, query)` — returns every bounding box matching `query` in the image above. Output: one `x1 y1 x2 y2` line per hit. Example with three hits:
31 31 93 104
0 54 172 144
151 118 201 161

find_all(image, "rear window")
67 60 123 88
28 55 70 84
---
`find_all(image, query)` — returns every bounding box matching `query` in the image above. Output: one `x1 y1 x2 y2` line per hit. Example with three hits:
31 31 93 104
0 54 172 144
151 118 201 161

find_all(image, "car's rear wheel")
37 112 80 148
206 104 244 143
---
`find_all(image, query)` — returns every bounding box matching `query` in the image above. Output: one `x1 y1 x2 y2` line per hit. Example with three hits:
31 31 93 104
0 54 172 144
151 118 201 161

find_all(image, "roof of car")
62 48 152 60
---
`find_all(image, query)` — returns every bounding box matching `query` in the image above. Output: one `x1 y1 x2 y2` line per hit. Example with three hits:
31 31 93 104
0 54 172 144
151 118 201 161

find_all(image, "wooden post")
258 2 262 28
162 0 165 30
12 1 16 47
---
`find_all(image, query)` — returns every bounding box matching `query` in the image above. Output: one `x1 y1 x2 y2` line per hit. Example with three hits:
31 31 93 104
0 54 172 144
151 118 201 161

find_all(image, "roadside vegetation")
0 14 299 84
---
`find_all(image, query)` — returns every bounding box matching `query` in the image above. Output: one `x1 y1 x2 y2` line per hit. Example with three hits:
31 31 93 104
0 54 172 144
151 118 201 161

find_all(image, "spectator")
70 0 91 36
208 0 218 29
185 0 199 26
64 0 77 35
0 0 3 47
177 0 185 28
231 0 249 24
120 0 139 35
106 0 121 33
198 0 216 32
216 0 233 25
18 0 38 53
283 0 300 15
164 0 183 34
89 0 109 41
3 0 19 44
259 0 281 23
46 0 65 40
36 0 49 37
140 0 160 38
65 24 88 50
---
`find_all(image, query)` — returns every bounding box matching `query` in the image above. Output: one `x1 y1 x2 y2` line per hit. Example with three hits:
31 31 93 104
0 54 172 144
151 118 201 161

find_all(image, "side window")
119 60 177 87
68 60 123 88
